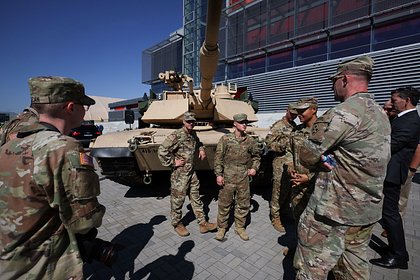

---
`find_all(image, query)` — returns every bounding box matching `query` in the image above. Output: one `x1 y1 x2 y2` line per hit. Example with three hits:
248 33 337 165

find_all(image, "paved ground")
84 170 420 280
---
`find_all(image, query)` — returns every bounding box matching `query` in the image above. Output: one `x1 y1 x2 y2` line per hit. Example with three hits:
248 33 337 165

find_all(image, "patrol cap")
295 97 318 110
183 111 196 121
233 113 248 122
288 103 298 114
29 76 95 105
329 55 374 80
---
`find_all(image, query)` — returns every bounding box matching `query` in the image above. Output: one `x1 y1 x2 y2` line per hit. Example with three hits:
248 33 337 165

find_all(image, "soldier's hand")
291 173 309 187
199 150 206 160
216 176 224 186
248 168 257 176
174 158 185 167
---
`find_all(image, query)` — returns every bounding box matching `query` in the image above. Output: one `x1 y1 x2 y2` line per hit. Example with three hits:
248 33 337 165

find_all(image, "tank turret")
141 0 257 125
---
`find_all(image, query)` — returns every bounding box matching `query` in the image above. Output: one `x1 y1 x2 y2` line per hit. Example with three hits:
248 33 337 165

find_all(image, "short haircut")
31 102 67 118
391 86 420 106
344 70 372 83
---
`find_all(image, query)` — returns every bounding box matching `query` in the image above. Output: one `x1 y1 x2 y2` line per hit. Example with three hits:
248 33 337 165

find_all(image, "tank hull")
90 126 271 187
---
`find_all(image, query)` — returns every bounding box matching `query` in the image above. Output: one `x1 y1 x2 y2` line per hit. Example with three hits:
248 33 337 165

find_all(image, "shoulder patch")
79 152 94 168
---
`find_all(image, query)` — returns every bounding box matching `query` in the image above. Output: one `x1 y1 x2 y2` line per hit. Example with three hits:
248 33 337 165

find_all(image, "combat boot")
215 228 226 241
234 227 249 241
271 218 285 232
199 221 217 233
174 223 190 237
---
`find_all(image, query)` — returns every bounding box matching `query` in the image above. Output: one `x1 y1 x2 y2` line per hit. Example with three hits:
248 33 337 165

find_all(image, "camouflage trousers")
290 181 314 222
294 207 375 280
270 159 291 219
217 178 250 229
170 168 204 226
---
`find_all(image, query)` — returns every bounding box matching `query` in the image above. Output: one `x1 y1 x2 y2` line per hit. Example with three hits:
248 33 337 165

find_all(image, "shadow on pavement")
130 240 195 280
84 215 166 280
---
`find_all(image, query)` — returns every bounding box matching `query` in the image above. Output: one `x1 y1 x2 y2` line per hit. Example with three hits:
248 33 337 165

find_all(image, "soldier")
214 113 261 241
158 112 217 237
289 97 318 221
0 106 39 146
293 56 391 279
0 76 106 279
265 103 297 232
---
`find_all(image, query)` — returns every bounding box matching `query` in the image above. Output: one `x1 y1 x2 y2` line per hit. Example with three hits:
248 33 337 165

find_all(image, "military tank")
90 0 270 186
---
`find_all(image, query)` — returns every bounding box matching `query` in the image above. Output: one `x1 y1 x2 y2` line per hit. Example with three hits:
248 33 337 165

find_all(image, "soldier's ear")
64 102 75 113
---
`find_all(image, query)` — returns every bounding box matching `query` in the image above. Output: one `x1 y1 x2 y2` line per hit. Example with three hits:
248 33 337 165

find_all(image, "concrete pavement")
84 172 420 280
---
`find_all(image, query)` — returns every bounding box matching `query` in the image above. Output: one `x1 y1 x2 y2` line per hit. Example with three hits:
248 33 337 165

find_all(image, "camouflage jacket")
214 132 261 183
300 92 391 225
291 123 314 176
0 107 39 146
158 128 205 173
0 122 105 280
265 116 295 156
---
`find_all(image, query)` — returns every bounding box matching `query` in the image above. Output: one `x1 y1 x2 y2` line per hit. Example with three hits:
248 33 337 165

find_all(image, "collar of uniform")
39 122 60 133
347 91 373 101
16 122 60 138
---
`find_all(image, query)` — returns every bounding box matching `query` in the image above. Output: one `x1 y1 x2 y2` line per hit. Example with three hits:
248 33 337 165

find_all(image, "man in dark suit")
371 86 420 269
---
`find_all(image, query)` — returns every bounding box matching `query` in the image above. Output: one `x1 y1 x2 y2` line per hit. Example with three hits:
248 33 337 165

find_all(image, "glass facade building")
142 0 420 112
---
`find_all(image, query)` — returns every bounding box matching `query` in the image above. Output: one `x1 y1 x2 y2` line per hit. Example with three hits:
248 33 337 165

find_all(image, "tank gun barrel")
199 0 223 104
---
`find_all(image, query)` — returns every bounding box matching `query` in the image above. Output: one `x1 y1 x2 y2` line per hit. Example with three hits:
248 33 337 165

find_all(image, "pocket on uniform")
298 209 331 250
67 151 100 200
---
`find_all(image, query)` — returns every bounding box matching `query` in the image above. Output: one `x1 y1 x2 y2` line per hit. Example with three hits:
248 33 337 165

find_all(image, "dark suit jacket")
385 110 420 185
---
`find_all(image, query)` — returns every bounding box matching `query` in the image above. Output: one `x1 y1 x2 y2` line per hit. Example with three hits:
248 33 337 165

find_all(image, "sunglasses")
331 75 344 85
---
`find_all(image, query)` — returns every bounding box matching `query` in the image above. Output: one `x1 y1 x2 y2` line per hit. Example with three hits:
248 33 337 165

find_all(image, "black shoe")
370 256 408 269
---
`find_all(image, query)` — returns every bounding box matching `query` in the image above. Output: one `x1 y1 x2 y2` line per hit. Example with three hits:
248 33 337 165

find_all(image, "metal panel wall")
229 43 420 112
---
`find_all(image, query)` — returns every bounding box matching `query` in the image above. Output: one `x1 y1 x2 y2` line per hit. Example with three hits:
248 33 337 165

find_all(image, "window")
269 0 294 43
227 12 245 56
267 50 293 71
296 1 328 35
245 2 267 51
330 30 370 59
245 56 266 75
227 61 244 79
330 0 369 26
296 41 327 66
373 18 420 51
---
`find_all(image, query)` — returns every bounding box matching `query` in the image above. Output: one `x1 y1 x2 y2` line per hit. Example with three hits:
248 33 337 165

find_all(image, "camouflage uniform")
0 107 39 146
265 117 295 221
158 128 206 226
0 123 105 280
214 133 261 229
294 92 391 279
289 123 317 221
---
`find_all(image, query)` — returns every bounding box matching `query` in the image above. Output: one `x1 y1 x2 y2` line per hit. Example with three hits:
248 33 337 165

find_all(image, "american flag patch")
79 152 94 167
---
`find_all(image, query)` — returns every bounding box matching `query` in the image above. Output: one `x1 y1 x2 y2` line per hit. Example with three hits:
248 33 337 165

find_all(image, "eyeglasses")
185 120 195 124
74 103 90 111
64 102 90 111
237 121 248 125
331 75 344 85
296 108 308 115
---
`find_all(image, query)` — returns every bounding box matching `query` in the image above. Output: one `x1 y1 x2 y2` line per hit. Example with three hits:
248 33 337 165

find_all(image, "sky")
0 1 183 113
